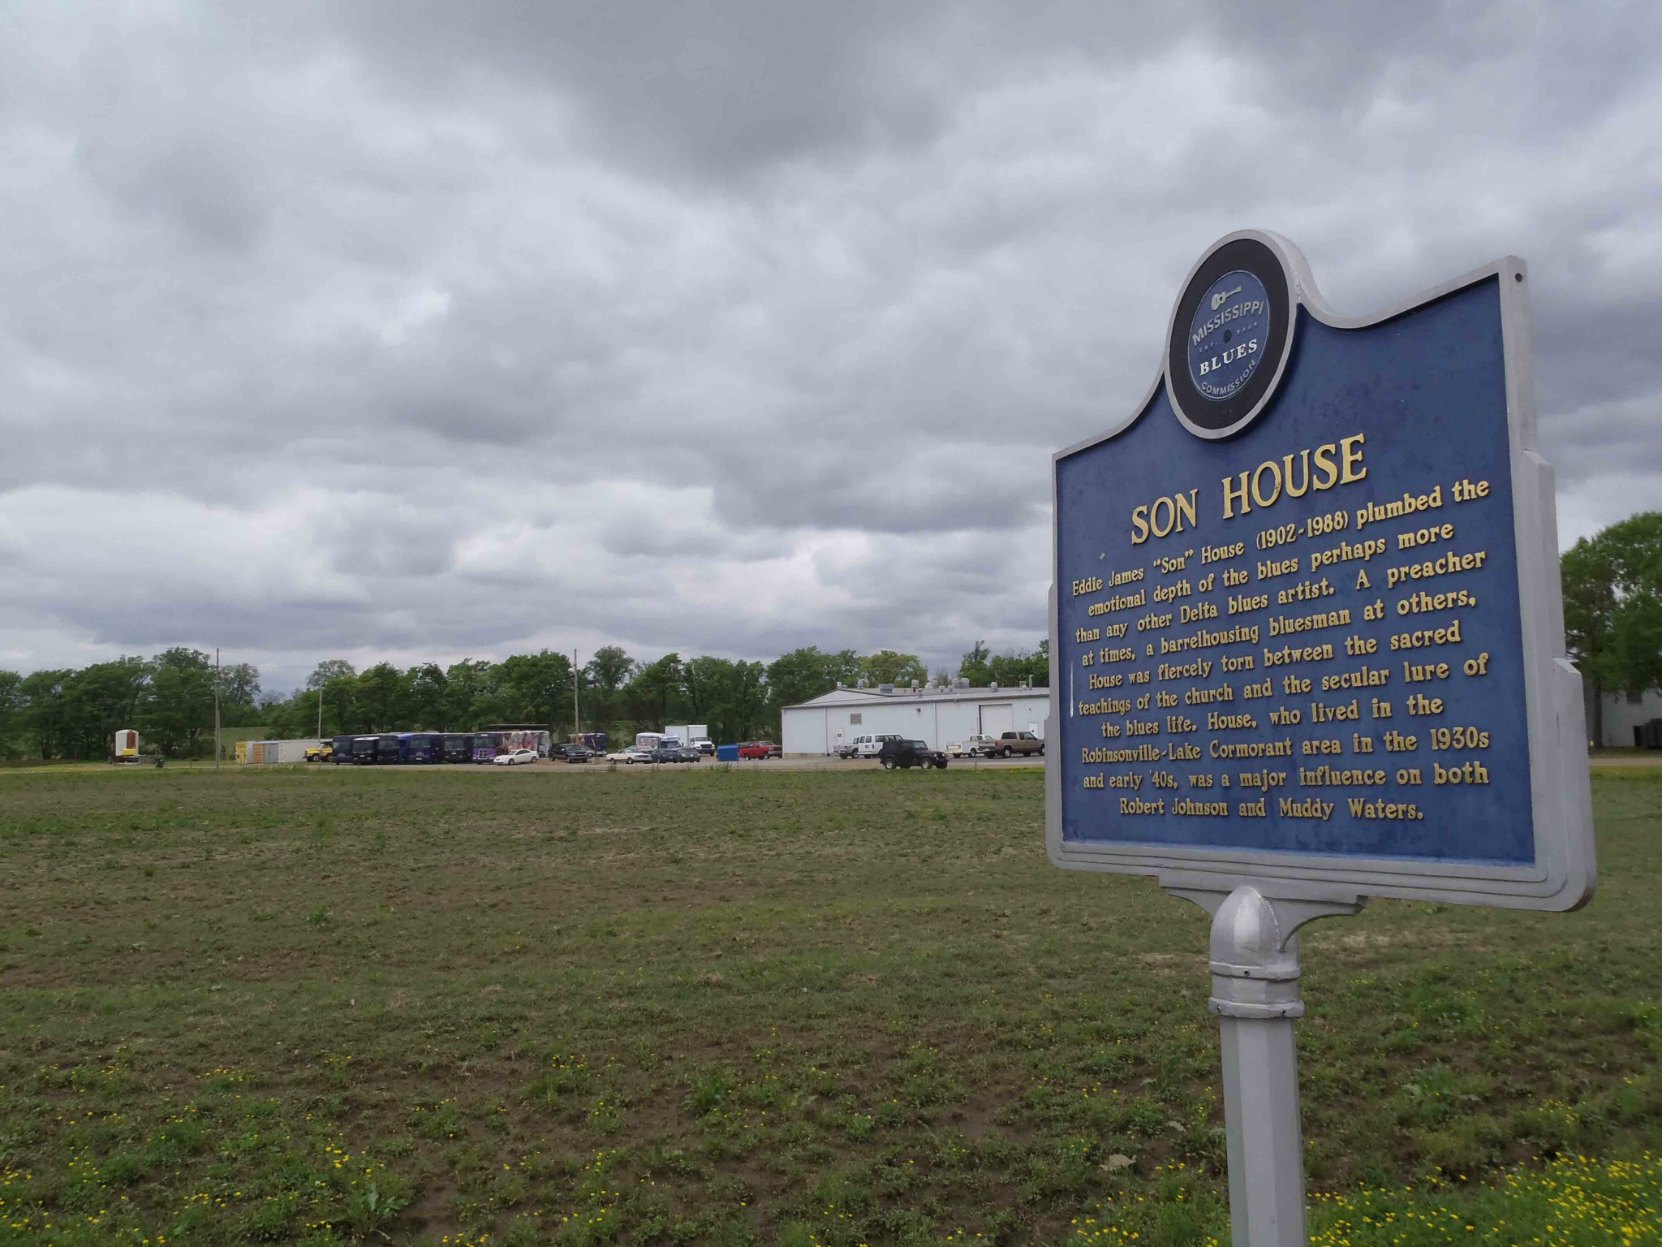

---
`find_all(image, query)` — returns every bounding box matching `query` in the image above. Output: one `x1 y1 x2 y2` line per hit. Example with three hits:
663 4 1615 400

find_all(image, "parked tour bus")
335 729 550 765
479 725 553 758
402 732 444 764
504 729 551 757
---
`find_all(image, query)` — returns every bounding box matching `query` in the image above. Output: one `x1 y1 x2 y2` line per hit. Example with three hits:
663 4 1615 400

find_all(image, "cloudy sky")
2 1 1658 694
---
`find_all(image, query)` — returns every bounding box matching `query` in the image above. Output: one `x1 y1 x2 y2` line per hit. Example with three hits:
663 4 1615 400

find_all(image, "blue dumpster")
716 744 739 762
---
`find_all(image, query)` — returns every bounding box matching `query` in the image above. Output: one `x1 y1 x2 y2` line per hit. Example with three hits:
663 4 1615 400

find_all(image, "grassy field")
1 765 1658 1246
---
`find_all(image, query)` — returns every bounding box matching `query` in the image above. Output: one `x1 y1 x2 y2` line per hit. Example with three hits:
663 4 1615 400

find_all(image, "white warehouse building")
781 683 1050 755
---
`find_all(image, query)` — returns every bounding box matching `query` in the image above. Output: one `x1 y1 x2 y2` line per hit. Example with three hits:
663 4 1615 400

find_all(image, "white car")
607 747 656 764
493 748 538 766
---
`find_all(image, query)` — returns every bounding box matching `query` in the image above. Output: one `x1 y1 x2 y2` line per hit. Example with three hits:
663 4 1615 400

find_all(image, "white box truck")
663 724 713 754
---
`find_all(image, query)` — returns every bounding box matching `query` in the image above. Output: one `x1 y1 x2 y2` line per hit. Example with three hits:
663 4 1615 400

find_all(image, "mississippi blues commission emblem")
1187 272 1270 399
1164 233 1297 440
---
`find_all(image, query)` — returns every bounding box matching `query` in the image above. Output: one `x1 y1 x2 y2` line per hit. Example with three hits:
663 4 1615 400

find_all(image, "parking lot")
520 751 1046 773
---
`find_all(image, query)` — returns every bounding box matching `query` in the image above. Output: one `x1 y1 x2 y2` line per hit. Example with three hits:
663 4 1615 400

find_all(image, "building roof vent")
856 678 868 689
878 683 895 694
990 681 999 690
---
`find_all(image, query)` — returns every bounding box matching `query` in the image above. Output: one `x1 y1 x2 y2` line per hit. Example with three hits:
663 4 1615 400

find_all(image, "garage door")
979 703 1015 737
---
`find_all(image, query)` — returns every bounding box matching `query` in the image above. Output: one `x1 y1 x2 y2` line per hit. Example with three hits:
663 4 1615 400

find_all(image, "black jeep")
877 739 948 770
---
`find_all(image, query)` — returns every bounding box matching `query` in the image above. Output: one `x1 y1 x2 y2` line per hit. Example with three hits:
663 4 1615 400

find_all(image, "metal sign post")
1166 883 1361 1245
1047 232 1595 1246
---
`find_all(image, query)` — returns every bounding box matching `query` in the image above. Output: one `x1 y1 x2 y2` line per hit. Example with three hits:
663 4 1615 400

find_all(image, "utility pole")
213 648 222 771
572 648 581 739
316 686 324 740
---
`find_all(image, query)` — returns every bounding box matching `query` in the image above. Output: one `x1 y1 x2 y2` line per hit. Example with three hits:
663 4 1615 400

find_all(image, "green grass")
0 765 1658 1246
1307 1152 1662 1245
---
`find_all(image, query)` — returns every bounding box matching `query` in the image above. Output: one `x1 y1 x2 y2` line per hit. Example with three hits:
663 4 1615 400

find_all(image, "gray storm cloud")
2 0 1660 691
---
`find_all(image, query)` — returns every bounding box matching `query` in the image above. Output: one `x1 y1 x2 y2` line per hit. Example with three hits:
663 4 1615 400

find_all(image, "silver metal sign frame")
1046 233 1596 1247
1046 231 1595 913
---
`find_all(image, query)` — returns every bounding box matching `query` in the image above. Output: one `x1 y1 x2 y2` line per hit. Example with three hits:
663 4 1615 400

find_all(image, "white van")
849 733 903 759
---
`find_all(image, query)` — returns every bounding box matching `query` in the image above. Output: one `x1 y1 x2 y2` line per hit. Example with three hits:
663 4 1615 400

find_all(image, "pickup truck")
995 731 1044 758
947 734 997 758
304 742 333 763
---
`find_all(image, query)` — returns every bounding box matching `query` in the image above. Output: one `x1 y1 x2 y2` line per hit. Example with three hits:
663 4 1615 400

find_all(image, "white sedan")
606 747 655 764
493 748 538 766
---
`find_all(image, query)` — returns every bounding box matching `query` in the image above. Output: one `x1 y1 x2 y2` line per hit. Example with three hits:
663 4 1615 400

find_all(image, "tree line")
6 506 1646 762
0 641 1049 761
0 649 260 761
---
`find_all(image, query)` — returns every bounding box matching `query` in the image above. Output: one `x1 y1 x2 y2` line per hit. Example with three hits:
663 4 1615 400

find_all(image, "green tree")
0 669 23 759
444 660 502 730
69 657 151 758
1562 511 1662 743
987 640 1049 690
585 646 635 695
583 646 636 735
19 670 72 758
683 656 768 744
498 651 575 728
629 653 685 727
257 688 314 741
765 646 859 713
321 672 361 735
958 640 992 686
143 649 216 757
306 659 356 690
217 662 262 723
403 662 450 730
355 663 407 732
858 650 927 688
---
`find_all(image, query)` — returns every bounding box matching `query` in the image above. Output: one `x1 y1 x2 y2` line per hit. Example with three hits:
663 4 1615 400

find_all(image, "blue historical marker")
1048 230 1593 908
1046 232 1594 1247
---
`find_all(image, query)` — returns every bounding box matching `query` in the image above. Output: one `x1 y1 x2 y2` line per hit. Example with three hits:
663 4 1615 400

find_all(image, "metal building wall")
781 693 1049 755
1595 688 1662 747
